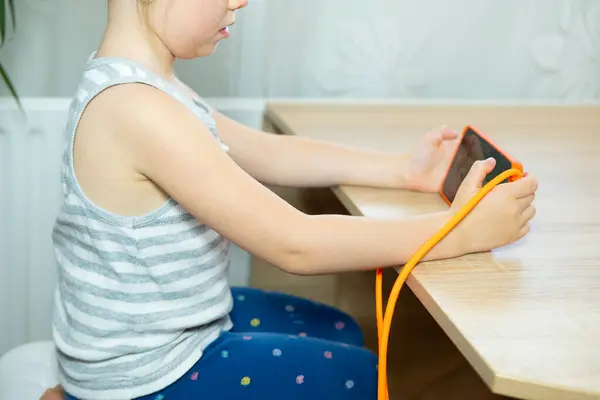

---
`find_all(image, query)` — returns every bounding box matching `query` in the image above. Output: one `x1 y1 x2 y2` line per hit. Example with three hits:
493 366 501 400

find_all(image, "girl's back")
52 54 234 399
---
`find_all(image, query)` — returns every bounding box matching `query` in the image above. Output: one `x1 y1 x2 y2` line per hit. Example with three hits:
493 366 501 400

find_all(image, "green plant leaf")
0 0 6 46
0 0 21 117
0 61 23 113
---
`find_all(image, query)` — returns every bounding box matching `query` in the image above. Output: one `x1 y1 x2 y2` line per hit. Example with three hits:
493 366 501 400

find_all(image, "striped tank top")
51 55 234 399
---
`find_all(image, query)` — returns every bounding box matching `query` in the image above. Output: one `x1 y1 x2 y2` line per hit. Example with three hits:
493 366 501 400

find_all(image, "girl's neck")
99 2 176 80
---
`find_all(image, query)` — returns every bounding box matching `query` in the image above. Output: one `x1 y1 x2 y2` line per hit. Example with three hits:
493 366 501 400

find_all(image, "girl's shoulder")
69 51 219 136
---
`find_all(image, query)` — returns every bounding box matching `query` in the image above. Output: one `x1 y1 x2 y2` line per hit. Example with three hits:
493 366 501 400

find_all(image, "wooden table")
262 101 600 400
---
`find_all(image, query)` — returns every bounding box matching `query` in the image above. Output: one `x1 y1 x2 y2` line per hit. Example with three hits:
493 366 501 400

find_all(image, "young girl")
42 0 538 399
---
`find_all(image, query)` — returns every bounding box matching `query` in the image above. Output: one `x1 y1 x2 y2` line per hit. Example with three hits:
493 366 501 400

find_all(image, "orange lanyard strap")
376 168 524 400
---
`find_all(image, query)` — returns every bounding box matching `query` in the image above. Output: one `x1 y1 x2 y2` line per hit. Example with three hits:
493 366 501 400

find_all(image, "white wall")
1 0 598 100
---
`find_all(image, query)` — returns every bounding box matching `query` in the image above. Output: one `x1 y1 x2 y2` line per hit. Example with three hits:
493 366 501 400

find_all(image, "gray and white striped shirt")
51 55 233 399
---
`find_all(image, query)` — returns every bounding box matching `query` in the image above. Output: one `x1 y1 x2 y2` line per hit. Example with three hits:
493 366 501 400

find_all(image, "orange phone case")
439 125 523 206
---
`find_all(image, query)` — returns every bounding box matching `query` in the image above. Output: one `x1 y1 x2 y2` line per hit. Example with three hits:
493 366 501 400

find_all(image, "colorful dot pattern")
143 345 362 397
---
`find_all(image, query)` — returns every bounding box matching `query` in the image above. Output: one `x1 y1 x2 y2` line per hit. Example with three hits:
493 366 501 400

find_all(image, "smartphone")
440 126 523 206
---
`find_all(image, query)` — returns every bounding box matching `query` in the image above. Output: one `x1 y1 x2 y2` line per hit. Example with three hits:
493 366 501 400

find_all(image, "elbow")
278 251 317 276
272 224 322 276
257 214 326 276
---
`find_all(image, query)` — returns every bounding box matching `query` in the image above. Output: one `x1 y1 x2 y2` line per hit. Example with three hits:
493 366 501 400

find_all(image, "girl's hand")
451 158 538 254
404 125 461 193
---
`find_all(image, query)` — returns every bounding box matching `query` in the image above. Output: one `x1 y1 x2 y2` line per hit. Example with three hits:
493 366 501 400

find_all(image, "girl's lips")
219 26 230 37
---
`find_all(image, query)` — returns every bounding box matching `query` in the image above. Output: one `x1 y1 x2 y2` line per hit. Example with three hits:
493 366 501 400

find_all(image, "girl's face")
148 0 248 58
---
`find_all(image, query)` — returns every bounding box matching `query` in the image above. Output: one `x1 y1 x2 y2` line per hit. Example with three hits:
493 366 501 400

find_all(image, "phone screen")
442 127 513 204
